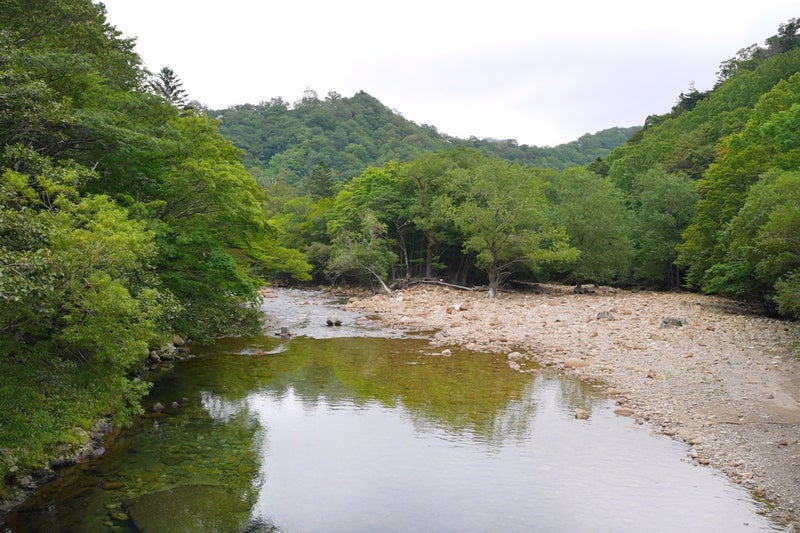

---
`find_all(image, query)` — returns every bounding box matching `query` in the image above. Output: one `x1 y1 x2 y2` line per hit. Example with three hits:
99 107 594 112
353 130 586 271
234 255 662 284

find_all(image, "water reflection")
2 335 782 532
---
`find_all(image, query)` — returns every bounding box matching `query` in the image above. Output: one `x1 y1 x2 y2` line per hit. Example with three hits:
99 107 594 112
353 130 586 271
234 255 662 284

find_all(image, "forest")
1 0 798 501
212 91 640 186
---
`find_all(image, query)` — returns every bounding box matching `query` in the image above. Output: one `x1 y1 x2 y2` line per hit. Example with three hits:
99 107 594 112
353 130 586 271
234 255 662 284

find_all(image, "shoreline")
344 283 800 530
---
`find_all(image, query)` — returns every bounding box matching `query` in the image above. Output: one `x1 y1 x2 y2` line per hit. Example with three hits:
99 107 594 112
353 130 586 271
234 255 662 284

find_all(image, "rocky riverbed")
344 283 800 530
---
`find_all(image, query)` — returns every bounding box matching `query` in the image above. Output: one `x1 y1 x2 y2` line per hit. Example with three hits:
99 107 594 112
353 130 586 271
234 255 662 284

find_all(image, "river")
1 289 783 532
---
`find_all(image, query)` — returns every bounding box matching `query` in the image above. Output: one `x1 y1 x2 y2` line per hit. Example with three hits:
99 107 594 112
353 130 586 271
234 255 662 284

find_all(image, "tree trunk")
366 267 393 296
487 271 499 298
425 243 432 278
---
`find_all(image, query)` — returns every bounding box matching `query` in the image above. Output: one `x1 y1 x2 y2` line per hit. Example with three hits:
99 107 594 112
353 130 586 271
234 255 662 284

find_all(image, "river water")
2 290 783 532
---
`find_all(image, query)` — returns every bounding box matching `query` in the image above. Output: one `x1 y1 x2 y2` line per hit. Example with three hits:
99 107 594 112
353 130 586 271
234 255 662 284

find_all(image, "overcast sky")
98 1 797 146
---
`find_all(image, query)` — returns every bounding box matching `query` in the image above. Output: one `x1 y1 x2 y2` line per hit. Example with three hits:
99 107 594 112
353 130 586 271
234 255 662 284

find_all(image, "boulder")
158 344 177 355
660 316 687 328
596 310 615 321
574 408 590 420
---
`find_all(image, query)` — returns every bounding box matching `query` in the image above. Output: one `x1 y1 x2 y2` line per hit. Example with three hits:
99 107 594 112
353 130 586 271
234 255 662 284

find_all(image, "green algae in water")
127 485 251 532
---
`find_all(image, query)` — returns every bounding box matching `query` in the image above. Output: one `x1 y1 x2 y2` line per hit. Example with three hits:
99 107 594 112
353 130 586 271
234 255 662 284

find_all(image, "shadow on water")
2 290 785 532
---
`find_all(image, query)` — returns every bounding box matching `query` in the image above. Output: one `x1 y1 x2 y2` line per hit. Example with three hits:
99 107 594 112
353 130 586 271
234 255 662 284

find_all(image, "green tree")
448 159 577 297
149 66 188 107
547 168 634 285
703 170 800 310
630 167 698 288
0 150 162 481
678 72 800 290
398 148 484 278
327 164 414 278
326 210 397 294
0 0 295 493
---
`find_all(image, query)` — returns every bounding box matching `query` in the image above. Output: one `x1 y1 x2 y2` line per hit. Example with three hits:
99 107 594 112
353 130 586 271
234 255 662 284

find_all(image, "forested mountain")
213 91 639 187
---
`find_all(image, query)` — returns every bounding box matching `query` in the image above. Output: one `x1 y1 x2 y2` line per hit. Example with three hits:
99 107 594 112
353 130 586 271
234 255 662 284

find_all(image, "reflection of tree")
364 352 538 444
183 335 539 446
551 373 603 415
17 388 267 532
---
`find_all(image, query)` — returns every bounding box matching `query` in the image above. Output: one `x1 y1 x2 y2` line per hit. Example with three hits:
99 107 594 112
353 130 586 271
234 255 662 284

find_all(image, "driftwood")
389 278 479 291
418 279 478 291
509 280 543 292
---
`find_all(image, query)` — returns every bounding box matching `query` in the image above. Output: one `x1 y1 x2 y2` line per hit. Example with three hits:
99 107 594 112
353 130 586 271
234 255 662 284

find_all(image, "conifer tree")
149 66 188 106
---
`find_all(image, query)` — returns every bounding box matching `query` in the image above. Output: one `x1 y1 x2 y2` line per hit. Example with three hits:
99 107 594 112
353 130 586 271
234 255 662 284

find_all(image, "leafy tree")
630 167 698 288
398 148 485 278
0 149 161 478
703 170 800 309
0 0 292 491
447 159 577 297
774 271 800 317
247 229 312 284
547 168 634 285
327 164 415 278
326 210 397 294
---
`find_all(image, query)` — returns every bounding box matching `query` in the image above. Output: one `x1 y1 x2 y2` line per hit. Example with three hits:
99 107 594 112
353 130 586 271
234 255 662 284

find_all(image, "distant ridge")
213 91 639 186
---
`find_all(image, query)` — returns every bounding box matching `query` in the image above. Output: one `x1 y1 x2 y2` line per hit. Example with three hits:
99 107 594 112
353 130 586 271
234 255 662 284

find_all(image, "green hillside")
596 17 800 310
213 91 639 187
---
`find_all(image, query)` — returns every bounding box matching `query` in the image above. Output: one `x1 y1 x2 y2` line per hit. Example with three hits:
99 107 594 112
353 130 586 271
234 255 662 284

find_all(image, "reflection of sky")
243 382 777 533
200 390 248 422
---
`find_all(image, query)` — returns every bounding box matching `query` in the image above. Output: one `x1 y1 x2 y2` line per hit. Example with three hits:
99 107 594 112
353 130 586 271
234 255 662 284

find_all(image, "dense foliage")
597 18 800 308
213 91 639 187
0 0 303 495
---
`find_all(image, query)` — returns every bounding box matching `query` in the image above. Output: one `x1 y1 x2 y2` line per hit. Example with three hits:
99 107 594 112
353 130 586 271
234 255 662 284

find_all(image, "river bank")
344 283 800 530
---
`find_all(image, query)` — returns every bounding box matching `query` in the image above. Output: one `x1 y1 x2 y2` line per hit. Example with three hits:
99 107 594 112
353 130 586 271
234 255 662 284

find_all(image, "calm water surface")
2 290 782 532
